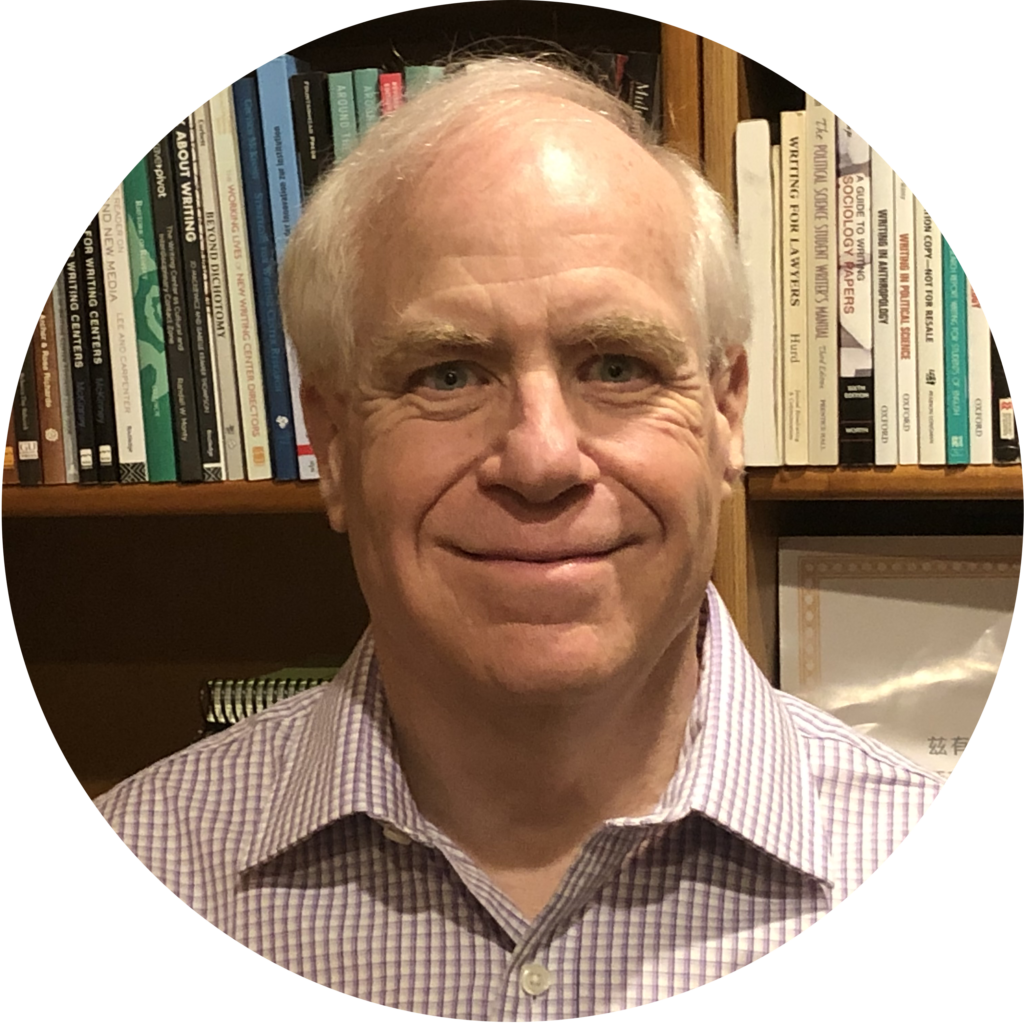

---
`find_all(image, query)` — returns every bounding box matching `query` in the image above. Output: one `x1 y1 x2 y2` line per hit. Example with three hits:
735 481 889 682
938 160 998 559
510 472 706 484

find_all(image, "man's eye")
582 354 654 385
412 361 482 392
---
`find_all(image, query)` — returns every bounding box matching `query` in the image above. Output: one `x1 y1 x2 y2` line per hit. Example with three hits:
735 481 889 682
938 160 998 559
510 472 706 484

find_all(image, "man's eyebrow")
557 316 692 365
366 323 492 376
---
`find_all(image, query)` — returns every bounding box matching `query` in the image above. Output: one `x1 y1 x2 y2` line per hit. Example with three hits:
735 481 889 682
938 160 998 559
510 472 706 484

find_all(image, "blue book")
942 238 970 464
231 75 298 481
353 68 381 136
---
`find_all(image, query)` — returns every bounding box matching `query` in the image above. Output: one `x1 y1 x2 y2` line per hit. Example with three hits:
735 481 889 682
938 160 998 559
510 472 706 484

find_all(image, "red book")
379 72 404 115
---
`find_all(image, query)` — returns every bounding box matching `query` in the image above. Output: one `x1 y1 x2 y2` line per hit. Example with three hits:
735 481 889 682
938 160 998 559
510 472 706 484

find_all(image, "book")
378 71 404 115
147 135 204 482
622 51 661 131
289 71 333 198
941 237 969 464
49 274 79 483
992 336 1019 465
254 56 318 480
3 413 16 484
403 64 443 98
735 119 779 466
780 110 808 465
966 284 992 465
99 184 149 483
31 292 66 484
870 153 896 466
209 84 272 481
771 143 784 468
15 334 43 484
193 101 246 482
327 71 360 160
61 243 98 483
779 535 1021 778
836 120 873 465
233 74 299 481
80 218 120 482
122 156 177 482
171 119 225 482
353 67 381 135
914 200 945 465
805 96 838 465
893 174 918 465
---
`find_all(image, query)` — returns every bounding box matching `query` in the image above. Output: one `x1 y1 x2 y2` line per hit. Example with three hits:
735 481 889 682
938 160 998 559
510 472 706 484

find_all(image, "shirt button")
520 962 553 997
381 824 412 846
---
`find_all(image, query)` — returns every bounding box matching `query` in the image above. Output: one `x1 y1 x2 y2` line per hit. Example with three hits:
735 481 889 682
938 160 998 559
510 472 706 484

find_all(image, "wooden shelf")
746 465 1023 501
1 480 326 517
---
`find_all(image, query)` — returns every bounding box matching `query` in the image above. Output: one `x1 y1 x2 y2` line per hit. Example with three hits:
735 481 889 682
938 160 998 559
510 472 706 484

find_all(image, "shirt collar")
244 585 832 887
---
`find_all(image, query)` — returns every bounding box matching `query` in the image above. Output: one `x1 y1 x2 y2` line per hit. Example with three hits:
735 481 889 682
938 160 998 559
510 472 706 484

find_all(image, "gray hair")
279 55 750 388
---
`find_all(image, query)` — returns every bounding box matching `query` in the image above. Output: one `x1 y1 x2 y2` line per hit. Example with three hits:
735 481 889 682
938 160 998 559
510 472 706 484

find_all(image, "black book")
61 244 98 483
991 334 1019 466
171 119 223 481
13 345 42 485
288 71 333 199
622 51 661 133
79 218 119 482
147 134 204 482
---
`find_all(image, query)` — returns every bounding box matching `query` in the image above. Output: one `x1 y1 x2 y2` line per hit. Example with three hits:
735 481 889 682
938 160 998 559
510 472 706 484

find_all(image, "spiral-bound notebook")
201 670 337 735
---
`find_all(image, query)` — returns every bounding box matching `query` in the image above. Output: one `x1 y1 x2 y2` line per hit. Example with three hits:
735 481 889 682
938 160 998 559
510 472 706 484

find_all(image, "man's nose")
477 370 599 505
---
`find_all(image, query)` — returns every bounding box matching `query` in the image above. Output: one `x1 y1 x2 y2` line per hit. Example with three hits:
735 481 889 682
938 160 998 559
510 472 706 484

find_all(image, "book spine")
967 284 992 464
914 200 945 465
210 85 272 481
870 153 897 466
100 184 149 482
328 71 359 160
193 102 245 481
80 218 120 481
893 174 918 464
62 243 98 482
623 52 661 131
147 137 204 481
122 156 177 481
992 336 1019 465
254 59 317 480
14 344 42 485
172 119 225 481
805 97 838 465
233 75 298 480
353 68 381 135
771 144 784 467
378 71 404 115
941 237 969 464
780 110 808 465
403 64 443 98
836 120 874 465
289 71 333 197
32 291 66 483
50 274 80 483
735 119 779 466
4 413 16 484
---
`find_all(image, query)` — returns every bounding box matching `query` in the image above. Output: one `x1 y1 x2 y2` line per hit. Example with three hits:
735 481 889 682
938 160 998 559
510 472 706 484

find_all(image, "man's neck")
375 623 702 920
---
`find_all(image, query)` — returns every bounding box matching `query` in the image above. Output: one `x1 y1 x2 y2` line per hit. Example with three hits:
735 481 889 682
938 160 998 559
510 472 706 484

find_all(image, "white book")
967 282 993 464
49 274 79 483
915 199 945 464
780 110 808 465
771 143 784 459
736 119 779 467
871 153 896 466
893 175 918 464
836 120 873 464
779 535 1020 778
99 183 149 483
209 85 273 481
804 96 837 465
194 101 245 481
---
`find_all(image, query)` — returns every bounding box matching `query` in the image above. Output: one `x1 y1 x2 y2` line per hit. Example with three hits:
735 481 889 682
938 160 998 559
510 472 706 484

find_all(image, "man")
98 57 940 1018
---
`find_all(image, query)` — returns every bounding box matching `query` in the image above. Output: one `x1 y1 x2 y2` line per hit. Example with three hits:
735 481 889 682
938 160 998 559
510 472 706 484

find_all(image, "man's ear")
301 382 349 534
712 345 749 491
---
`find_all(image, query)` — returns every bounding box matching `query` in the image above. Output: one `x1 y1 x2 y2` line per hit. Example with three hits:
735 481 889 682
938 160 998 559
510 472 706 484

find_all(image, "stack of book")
736 103 1018 471
8 49 661 488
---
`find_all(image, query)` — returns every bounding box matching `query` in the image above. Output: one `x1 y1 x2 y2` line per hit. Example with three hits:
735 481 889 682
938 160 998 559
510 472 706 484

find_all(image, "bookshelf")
4 6 1020 798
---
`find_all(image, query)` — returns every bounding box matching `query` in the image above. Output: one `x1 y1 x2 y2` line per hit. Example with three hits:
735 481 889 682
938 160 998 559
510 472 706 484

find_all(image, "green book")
328 70 359 160
122 157 177 481
404 64 443 98
942 238 969 465
353 67 380 136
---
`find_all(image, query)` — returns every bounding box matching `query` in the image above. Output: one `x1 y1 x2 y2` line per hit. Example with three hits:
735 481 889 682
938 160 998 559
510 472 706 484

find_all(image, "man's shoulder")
774 687 944 795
